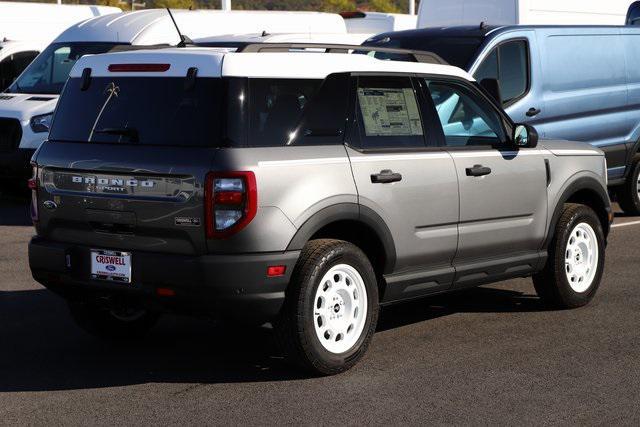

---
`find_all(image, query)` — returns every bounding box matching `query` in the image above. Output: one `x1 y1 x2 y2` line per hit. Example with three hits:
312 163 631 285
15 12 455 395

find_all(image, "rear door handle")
371 169 402 184
526 107 541 117
466 164 492 177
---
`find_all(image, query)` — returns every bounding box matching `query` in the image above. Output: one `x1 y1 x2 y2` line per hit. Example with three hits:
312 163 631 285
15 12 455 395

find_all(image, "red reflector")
156 288 176 297
27 178 37 190
267 265 286 277
108 63 171 72
214 191 243 205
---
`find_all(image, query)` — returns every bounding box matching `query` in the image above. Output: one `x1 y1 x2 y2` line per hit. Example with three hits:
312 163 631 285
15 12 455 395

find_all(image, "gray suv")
28 44 611 375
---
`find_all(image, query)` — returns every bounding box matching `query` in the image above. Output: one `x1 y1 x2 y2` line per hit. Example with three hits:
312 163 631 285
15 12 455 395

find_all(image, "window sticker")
357 87 423 136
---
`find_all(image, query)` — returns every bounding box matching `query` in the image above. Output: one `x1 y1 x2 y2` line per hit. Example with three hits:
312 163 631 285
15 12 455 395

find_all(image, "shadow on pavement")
0 285 546 392
0 194 31 226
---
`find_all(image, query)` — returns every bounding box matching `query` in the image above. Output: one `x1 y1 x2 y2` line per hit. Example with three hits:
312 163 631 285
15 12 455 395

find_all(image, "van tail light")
28 164 38 224
204 171 257 239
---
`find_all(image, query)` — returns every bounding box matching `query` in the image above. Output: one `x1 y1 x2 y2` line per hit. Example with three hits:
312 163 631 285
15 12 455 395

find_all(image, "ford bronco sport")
28 44 611 375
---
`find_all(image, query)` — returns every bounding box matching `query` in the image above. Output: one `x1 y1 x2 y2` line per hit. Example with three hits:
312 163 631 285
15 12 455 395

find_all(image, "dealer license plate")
90 250 131 283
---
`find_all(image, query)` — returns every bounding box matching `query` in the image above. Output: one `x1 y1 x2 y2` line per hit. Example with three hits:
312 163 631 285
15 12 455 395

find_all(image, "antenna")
166 8 193 47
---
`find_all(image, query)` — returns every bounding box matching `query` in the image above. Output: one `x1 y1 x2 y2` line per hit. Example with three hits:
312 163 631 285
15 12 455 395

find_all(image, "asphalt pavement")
1 194 639 425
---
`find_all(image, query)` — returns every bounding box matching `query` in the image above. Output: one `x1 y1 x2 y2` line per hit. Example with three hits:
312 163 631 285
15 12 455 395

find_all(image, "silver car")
28 44 611 375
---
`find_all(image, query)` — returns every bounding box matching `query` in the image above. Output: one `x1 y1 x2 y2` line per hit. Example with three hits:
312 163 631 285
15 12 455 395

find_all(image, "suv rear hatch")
33 68 228 256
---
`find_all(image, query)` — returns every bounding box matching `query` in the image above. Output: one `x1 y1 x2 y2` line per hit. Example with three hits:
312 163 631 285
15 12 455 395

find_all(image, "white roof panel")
71 47 473 81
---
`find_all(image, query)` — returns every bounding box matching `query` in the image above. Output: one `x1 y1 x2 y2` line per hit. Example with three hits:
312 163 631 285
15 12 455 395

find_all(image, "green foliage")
8 0 419 13
197 0 414 13
146 0 197 8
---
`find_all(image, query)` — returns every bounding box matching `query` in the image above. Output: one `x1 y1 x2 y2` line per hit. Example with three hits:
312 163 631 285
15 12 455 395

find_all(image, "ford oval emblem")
43 200 58 210
105 265 116 272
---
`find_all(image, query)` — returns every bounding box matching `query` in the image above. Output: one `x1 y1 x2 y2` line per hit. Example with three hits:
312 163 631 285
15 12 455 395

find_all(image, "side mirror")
480 78 502 105
513 124 538 148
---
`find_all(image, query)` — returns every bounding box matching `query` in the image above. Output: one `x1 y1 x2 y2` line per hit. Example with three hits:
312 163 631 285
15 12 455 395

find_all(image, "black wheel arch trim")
622 137 640 181
286 203 397 274
543 177 611 249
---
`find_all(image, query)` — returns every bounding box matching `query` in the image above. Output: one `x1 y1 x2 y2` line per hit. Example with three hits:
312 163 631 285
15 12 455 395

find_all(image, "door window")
627 2 640 25
474 40 529 105
426 80 507 147
354 76 426 149
0 51 39 91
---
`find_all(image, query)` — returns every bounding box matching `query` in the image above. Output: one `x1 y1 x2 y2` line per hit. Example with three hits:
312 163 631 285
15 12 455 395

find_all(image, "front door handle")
371 169 403 184
526 107 541 117
466 164 492 177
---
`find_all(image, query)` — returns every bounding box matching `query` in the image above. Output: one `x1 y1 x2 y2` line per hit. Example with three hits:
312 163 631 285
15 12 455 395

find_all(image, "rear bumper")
0 148 34 182
29 237 300 324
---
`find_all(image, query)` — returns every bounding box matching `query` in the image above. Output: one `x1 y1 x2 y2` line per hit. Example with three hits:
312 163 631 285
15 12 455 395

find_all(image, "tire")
68 300 159 340
533 203 605 309
276 239 379 376
616 156 640 215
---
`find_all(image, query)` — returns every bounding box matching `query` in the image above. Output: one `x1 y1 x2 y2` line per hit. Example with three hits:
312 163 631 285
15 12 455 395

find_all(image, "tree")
322 0 356 12
366 0 402 13
147 0 197 8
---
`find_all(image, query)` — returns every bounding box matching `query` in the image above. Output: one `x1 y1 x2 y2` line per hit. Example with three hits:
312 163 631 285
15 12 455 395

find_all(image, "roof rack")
237 43 449 66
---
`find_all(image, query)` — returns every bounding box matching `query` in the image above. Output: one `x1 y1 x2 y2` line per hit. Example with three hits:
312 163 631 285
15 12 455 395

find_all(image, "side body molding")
286 203 397 274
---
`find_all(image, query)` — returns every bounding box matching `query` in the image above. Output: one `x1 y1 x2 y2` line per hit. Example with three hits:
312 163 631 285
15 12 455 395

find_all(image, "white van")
195 32 372 48
0 9 346 187
341 11 417 34
418 0 637 27
0 2 120 91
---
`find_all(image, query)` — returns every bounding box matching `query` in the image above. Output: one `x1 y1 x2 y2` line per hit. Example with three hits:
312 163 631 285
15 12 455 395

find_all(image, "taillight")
204 171 257 238
108 63 171 72
28 164 38 224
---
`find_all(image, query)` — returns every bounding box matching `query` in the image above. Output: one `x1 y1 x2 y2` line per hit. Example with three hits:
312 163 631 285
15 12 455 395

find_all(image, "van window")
426 80 506 147
247 79 322 146
354 76 425 149
627 2 640 25
0 51 39 91
7 42 124 95
49 77 225 147
474 40 529 105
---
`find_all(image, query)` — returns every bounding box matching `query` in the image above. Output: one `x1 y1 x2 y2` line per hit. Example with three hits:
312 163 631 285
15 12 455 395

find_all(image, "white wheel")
313 264 368 354
564 222 599 293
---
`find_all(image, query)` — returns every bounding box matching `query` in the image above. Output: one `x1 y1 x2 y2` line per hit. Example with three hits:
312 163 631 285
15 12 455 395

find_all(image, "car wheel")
533 203 605 308
276 239 379 376
68 300 159 340
616 156 640 215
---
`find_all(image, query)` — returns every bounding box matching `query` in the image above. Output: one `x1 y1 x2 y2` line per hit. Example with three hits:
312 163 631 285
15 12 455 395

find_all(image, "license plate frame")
90 249 132 283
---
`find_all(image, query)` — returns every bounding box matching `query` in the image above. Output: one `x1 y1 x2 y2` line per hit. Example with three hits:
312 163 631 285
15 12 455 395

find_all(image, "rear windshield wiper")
93 127 139 143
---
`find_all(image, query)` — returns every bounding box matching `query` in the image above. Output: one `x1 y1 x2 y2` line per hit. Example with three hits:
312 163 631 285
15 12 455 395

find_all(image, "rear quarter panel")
206 145 357 253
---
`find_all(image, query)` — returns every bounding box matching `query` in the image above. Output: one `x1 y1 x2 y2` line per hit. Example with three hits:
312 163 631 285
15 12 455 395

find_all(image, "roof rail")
237 43 449 66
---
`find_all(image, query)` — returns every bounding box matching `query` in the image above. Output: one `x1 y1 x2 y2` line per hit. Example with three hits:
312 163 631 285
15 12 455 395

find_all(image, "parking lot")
1 194 639 425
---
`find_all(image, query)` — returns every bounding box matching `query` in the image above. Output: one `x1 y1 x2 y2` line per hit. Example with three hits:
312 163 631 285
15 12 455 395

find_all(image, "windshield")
6 42 126 95
49 77 225 147
363 36 484 69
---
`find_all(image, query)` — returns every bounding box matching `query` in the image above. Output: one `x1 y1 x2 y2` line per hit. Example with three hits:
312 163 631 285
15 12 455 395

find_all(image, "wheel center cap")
333 304 340 313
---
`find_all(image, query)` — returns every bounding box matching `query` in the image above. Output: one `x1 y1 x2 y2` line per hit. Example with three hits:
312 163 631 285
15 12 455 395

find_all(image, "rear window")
49 77 224 146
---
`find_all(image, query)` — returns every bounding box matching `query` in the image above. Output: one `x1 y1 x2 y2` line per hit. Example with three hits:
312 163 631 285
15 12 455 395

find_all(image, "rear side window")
247 78 322 146
49 77 224 146
354 76 425 150
474 40 529 105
